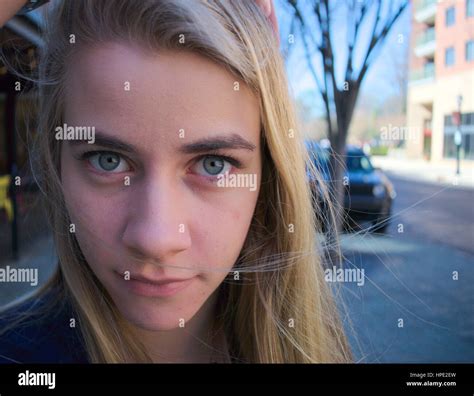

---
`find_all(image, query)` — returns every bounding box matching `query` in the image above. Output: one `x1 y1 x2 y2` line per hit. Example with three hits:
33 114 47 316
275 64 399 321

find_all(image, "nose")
121 174 191 265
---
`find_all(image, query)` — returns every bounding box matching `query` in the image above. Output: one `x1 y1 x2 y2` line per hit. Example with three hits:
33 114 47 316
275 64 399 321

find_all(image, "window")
446 113 474 126
445 47 455 66
346 155 374 173
444 113 474 160
467 0 474 17
423 61 435 78
444 133 474 160
446 6 456 26
467 40 474 61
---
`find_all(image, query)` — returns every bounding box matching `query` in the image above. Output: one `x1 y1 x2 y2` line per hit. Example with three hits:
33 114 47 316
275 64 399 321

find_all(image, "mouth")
115 271 196 298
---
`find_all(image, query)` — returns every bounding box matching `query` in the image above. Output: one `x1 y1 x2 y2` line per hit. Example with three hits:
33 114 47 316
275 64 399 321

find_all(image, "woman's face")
60 43 261 331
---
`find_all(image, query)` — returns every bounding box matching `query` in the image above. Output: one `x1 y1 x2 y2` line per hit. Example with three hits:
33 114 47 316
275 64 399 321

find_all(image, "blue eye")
195 155 232 176
85 151 131 173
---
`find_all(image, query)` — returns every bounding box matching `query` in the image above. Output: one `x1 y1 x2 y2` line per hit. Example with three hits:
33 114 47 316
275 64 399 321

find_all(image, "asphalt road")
385 174 474 255
340 175 474 363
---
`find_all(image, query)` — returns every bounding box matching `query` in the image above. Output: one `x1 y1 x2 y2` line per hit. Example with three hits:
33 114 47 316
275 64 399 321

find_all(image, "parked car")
306 142 396 233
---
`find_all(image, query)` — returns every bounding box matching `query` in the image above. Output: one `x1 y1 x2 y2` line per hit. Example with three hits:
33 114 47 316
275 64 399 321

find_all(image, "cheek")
195 187 259 273
61 158 126 267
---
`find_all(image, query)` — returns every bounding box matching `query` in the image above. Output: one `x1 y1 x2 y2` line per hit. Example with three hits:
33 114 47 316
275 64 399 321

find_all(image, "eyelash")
75 150 243 176
196 153 243 169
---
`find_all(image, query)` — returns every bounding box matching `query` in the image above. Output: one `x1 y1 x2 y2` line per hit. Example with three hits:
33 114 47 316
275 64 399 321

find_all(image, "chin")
114 298 201 331
127 317 185 332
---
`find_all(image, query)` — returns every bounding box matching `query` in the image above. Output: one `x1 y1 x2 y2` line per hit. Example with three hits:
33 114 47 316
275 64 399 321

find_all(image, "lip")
117 272 196 298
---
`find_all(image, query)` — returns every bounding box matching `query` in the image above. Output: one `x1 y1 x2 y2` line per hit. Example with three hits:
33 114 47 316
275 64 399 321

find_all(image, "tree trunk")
325 133 347 267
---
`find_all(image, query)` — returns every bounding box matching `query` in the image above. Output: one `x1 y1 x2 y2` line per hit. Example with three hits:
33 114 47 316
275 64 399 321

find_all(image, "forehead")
63 43 261 151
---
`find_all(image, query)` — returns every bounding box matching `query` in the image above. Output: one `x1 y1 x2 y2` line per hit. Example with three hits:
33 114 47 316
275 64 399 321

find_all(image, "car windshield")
346 154 374 172
309 146 330 174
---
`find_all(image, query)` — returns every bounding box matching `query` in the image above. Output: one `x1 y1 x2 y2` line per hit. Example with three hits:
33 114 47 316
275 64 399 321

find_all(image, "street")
341 175 474 362
386 174 474 255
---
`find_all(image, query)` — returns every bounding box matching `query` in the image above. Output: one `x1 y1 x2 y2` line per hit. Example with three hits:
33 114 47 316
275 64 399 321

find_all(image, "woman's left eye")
84 151 131 173
193 155 233 177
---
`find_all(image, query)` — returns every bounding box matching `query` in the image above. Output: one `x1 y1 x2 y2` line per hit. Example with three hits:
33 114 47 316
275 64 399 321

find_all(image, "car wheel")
372 201 392 233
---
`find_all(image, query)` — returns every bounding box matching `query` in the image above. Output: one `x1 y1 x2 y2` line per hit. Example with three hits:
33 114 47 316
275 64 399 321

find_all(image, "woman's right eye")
83 151 131 173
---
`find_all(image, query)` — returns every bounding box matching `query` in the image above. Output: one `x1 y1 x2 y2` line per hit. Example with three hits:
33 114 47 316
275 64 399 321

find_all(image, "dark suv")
307 142 396 233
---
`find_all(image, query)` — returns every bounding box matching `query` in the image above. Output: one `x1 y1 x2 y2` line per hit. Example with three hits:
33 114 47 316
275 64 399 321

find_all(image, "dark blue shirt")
0 289 89 363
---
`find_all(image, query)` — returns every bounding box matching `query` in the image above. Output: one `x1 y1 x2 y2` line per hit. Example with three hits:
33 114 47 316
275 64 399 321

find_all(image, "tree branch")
357 0 409 85
345 0 368 82
320 0 342 141
288 0 334 139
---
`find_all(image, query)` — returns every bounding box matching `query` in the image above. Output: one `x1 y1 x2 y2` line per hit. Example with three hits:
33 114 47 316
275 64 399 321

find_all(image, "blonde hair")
17 0 351 362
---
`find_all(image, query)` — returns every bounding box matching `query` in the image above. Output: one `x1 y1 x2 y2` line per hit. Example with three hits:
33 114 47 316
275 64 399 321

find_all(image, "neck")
128 290 226 363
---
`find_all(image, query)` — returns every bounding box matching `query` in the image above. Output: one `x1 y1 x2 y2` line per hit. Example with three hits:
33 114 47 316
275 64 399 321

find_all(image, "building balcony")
414 27 436 58
409 63 435 84
415 0 437 24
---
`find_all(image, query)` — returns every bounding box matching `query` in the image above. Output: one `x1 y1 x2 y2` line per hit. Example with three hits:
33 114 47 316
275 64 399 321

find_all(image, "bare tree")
284 0 408 230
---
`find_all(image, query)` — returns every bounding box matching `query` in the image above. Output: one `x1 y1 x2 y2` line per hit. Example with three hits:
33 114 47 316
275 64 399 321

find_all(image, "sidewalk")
371 155 474 189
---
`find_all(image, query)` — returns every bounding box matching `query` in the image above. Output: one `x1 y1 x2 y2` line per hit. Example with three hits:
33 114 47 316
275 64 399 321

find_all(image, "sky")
275 0 412 118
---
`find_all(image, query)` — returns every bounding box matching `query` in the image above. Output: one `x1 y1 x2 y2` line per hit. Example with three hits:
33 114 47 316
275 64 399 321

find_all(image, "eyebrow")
179 133 256 154
68 132 139 153
69 132 256 153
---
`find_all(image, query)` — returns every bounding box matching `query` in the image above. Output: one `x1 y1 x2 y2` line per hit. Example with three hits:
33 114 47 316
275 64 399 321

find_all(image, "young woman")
0 0 351 363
